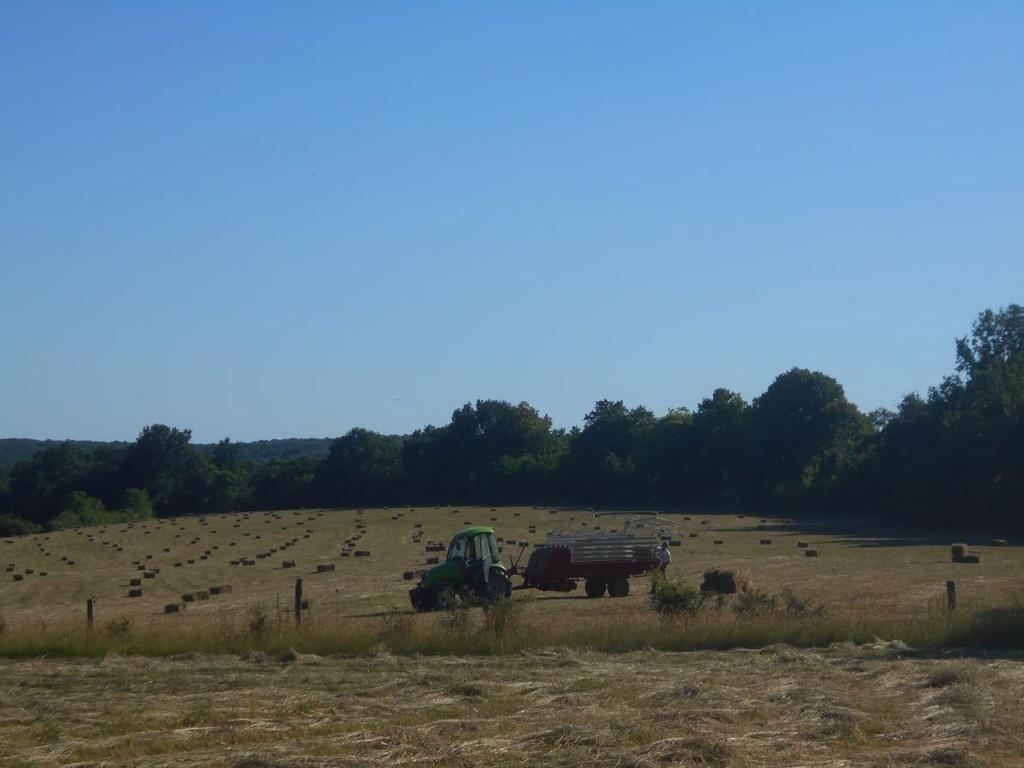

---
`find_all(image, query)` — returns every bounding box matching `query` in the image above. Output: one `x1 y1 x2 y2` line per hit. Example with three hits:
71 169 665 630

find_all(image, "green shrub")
650 571 705 619
0 514 39 537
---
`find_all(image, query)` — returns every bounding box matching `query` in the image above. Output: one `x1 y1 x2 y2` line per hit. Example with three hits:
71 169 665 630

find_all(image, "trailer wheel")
584 579 607 598
608 578 630 598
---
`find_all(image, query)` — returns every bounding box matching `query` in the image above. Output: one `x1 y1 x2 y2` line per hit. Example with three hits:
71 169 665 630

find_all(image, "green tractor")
409 526 512 611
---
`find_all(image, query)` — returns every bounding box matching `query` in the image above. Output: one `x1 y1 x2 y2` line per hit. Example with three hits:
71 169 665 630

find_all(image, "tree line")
1 306 1021 535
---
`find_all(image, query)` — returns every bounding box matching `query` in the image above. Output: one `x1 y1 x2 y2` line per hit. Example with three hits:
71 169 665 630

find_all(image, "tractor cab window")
476 533 498 563
447 536 468 562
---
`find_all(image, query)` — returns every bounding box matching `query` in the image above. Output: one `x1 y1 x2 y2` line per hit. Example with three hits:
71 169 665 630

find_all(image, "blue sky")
2 2 1021 442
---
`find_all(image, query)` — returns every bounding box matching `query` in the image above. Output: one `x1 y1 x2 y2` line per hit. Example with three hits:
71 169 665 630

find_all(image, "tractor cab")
409 526 510 611
447 527 501 569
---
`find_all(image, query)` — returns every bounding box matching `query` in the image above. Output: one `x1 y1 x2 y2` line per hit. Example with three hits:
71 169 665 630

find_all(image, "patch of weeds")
105 616 133 636
780 589 826 618
248 603 270 641
482 598 524 636
733 588 777 616
445 683 484 698
381 608 415 643
924 665 976 689
440 603 471 633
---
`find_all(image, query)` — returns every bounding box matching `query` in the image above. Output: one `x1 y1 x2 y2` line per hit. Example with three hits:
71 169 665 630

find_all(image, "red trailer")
510 515 672 598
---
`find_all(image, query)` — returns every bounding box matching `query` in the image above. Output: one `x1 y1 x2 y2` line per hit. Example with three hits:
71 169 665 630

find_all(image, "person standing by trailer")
655 541 671 573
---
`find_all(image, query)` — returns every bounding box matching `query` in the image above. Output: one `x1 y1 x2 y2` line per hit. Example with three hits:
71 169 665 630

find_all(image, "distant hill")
0 437 336 471
194 438 336 464
0 439 128 471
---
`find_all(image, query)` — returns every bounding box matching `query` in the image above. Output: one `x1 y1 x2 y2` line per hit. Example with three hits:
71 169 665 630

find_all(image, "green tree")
317 428 403 506
118 487 155 520
122 425 214 516
746 369 870 504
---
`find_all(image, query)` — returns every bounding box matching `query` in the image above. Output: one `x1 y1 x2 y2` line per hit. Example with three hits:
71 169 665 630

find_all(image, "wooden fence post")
946 580 956 611
86 598 94 630
294 578 303 628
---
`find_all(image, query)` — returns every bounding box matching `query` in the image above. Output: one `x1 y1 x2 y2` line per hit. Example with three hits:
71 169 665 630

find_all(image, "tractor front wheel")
584 578 607 598
485 571 511 603
608 577 630 598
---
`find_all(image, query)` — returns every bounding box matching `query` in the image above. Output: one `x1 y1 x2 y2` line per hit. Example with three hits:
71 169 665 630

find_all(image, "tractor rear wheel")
584 578 607 598
608 577 630 598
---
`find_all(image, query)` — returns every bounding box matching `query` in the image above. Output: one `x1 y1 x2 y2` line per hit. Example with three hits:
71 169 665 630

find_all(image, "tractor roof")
453 526 496 538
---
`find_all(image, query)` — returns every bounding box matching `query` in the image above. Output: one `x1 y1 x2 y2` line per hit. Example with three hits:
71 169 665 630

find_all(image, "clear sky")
2 2 1021 442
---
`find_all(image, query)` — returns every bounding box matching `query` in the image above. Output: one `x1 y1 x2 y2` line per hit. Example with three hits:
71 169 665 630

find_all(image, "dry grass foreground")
2 644 1023 768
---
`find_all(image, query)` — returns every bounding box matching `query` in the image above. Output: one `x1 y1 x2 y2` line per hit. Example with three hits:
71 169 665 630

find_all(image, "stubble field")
1 506 1023 767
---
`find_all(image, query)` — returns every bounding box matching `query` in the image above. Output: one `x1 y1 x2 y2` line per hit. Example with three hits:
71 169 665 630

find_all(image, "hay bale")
805 548 819 557
316 563 335 573
164 603 180 614
713 539 723 545
426 556 439 565
669 539 682 546
128 588 143 597
701 569 749 594
797 541 809 548
195 591 210 600
182 592 195 602
688 533 698 538
129 577 142 586
403 570 415 580
951 543 967 562
760 539 772 545
12 574 23 582
143 571 156 579
960 552 981 564
991 538 1009 547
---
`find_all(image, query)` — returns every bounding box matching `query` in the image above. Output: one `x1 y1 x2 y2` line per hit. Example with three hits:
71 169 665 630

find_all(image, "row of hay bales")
165 584 233 613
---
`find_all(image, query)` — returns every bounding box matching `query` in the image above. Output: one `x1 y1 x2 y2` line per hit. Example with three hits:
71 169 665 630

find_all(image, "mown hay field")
3 645 1024 767
2 507 1024 767
1 505 1021 632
